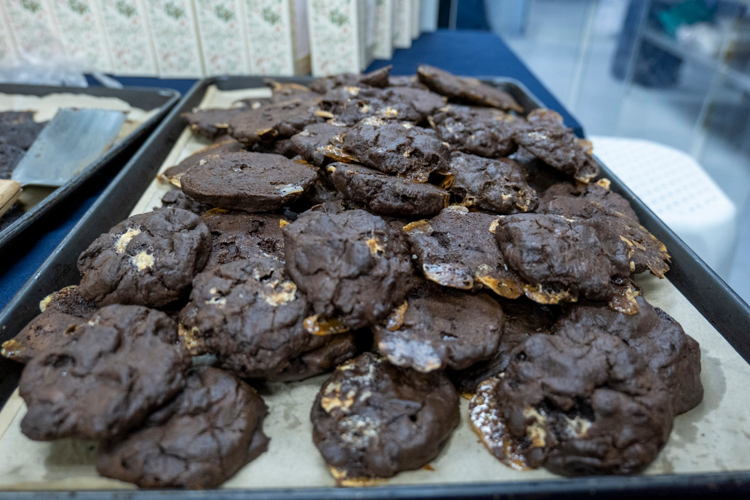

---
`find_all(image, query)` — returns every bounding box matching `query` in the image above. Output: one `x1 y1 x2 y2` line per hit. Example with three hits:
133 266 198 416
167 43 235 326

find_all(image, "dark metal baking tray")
0 76 749 499
0 84 181 250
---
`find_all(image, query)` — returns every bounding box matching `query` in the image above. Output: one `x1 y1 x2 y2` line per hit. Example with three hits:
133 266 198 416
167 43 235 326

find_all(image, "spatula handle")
0 180 22 218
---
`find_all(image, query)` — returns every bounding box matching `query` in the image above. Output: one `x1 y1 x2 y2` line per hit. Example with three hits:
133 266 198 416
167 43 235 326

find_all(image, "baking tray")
0 76 749 499
0 84 181 250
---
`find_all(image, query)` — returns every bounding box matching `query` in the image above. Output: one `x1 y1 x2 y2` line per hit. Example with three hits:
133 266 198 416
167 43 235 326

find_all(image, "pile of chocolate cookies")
0 111 47 229
2 65 703 488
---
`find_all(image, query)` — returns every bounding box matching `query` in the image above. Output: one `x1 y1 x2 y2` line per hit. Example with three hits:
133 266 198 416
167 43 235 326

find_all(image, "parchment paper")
0 86 747 491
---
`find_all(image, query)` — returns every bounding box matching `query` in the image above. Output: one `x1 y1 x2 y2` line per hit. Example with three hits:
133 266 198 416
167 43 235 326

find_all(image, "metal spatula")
0 108 128 217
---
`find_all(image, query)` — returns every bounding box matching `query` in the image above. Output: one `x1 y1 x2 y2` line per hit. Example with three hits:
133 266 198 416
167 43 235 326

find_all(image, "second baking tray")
0 76 749 498
0 83 181 250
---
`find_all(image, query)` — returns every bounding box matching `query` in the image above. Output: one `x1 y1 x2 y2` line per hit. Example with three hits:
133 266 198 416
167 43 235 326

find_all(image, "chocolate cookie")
0 111 46 150
538 180 638 222
329 117 450 182
448 152 537 213
513 109 599 183
181 152 318 213
317 86 386 125
553 296 703 415
329 162 448 217
19 305 191 441
379 87 446 123
180 257 357 380
184 107 250 140
0 143 25 179
451 298 559 394
202 210 286 269
430 104 519 158
492 213 637 310
417 65 523 112
469 332 673 475
388 75 429 90
1 286 96 364
404 206 524 298
310 66 391 94
374 279 503 372
290 122 349 166
311 352 460 485
78 207 211 308
283 209 413 333
266 80 315 103
162 135 244 187
160 190 211 215
96 366 269 489
228 99 323 146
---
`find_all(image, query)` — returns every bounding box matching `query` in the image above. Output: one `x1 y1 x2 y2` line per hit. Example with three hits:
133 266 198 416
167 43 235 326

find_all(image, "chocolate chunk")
430 104 519 158
374 279 503 372
162 135 244 187
0 143 25 179
160 190 212 215
469 332 673 475
19 305 191 441
202 210 286 269
538 180 639 222
78 208 211 308
554 296 703 415
180 257 357 381
1 286 96 364
96 366 269 489
513 109 599 183
492 213 636 309
417 65 523 112
404 207 524 298
184 107 249 140
329 162 448 218
332 117 450 182
448 152 537 213
228 99 324 146
283 209 413 332
290 122 349 166
0 111 46 150
310 66 391 94
451 298 559 394
181 152 318 213
311 352 460 484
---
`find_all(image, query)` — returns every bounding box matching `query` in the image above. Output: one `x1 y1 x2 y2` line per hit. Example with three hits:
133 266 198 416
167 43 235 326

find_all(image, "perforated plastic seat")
590 136 737 278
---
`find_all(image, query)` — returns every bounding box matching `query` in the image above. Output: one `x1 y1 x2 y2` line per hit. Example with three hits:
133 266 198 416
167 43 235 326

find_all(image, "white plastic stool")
590 136 737 278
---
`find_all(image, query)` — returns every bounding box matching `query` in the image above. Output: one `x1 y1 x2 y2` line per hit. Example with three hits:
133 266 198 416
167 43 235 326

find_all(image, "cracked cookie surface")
96 366 269 489
78 208 210 308
20 305 191 441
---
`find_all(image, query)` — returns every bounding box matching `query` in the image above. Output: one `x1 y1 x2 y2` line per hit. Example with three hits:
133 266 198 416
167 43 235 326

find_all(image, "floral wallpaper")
49 0 113 72
3 0 63 60
195 0 251 75
307 0 361 76
241 0 297 75
372 0 392 60
0 4 19 64
392 0 411 49
97 0 158 76
144 0 204 77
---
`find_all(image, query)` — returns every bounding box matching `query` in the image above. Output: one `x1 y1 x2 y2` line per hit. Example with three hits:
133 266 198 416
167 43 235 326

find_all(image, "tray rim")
0 74 749 498
0 83 181 249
